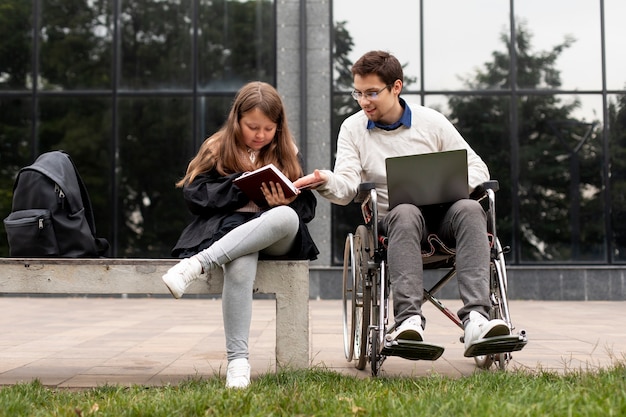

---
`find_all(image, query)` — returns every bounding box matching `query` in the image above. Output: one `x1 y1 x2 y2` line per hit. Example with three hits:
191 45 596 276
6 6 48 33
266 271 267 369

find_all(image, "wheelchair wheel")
474 237 511 370
472 259 497 369
342 226 371 369
369 260 387 377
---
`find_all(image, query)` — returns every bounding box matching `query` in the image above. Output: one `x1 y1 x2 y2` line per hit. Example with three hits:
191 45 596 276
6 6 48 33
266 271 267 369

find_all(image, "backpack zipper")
55 183 66 209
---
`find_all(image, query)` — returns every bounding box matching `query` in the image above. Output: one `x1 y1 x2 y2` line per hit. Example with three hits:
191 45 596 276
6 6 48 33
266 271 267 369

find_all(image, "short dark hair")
351 50 404 85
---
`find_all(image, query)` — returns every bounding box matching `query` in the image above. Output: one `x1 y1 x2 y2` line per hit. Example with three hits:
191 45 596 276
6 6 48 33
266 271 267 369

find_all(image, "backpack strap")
64 152 99 236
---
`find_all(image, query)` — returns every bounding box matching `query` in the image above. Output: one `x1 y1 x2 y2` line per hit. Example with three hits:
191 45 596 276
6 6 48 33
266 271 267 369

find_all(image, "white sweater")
317 102 490 215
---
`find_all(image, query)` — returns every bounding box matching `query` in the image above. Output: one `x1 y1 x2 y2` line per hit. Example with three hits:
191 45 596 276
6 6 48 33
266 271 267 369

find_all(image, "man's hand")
293 169 327 189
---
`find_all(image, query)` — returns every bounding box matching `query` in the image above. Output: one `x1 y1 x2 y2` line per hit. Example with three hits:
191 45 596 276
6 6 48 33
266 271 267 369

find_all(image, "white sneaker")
464 311 510 351
226 358 251 389
387 314 424 342
161 257 203 299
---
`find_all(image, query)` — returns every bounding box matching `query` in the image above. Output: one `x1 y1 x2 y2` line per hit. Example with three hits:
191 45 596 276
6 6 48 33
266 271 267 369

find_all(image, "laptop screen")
385 149 469 209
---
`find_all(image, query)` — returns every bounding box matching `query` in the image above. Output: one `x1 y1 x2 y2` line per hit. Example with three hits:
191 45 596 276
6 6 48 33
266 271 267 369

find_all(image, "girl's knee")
265 205 299 234
269 205 298 221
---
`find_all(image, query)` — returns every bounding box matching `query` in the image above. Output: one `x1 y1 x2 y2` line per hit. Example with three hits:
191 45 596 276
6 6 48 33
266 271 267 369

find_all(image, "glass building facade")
332 0 626 266
0 0 276 257
1 0 626 276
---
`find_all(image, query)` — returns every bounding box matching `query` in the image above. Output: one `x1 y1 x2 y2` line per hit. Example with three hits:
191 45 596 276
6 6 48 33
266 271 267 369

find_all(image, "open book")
234 163 325 207
233 164 298 207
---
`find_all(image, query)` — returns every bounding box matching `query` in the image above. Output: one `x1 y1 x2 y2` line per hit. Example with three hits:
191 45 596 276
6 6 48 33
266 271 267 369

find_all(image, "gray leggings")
380 200 490 328
192 205 299 361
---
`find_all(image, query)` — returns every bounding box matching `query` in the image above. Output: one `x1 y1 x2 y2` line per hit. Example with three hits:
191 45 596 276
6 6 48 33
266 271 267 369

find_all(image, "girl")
163 81 319 388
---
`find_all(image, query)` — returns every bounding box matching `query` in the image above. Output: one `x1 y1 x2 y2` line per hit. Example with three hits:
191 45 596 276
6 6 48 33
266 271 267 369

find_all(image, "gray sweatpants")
379 200 490 328
193 205 299 361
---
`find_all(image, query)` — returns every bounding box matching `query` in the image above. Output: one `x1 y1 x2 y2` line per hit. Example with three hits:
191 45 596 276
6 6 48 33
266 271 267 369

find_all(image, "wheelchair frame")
342 181 527 376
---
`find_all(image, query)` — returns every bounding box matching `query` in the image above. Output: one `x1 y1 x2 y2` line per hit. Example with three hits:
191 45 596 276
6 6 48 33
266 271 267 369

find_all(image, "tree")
449 22 604 262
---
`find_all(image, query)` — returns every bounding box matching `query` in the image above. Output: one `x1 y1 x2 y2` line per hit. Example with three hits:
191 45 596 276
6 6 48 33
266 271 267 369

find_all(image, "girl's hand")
261 181 298 207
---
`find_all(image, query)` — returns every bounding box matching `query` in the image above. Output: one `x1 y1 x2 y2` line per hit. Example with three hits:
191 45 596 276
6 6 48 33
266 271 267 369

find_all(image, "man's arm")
315 121 366 205
434 110 490 191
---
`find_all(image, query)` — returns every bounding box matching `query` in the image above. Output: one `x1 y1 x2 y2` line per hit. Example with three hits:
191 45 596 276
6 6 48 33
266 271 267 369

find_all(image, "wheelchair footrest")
382 339 445 361
463 332 528 357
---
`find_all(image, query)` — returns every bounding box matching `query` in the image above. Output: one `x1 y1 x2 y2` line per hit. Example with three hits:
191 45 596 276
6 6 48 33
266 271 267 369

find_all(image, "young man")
295 50 510 356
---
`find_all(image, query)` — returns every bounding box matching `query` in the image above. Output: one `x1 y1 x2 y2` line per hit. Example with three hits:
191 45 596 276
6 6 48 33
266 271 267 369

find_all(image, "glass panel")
117 97 194 257
608 93 626 262
515 0 601 90
423 0 509 91
605 0 626 90
430 94 514 256
331 203 362 265
333 0 420 91
37 96 113 245
331 0 420 264
198 94 236 140
518 94 605 262
0 97 33 256
198 0 275 91
40 0 113 90
0 1 33 90
330 91 361 265
119 0 193 89
0 97 32 172
422 95 446 114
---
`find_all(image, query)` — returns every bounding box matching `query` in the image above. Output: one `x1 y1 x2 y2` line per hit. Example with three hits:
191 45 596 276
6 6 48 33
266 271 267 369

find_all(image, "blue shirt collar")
366 97 412 130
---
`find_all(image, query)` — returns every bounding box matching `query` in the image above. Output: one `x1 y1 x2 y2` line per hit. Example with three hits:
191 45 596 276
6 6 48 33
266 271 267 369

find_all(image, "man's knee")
448 199 487 237
455 198 482 211
386 204 425 233
452 199 486 220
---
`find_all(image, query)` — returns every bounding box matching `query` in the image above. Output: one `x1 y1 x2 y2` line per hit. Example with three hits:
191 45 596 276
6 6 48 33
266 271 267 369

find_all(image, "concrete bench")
0 258 310 370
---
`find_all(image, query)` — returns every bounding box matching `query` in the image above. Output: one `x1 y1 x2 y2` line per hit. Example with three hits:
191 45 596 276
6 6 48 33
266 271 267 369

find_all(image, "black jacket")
171 167 319 261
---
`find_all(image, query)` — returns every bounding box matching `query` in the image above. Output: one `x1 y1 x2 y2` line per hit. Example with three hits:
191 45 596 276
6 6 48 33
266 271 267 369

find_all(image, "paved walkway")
0 297 624 388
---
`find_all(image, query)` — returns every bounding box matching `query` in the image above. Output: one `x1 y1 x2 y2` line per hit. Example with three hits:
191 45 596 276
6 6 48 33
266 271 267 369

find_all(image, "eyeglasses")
351 84 392 101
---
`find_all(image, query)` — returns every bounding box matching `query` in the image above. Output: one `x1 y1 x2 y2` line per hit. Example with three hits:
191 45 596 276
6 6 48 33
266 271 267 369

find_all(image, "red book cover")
233 163 298 206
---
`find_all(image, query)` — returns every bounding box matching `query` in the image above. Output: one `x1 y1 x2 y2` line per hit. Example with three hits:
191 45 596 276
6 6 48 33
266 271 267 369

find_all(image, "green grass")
1 364 625 417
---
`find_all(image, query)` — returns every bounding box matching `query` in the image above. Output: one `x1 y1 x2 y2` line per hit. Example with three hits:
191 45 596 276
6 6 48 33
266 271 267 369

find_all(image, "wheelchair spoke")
354 226 371 370
342 233 357 361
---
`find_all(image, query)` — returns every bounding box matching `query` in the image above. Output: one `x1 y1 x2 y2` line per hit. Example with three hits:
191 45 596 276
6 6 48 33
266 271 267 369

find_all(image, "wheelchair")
342 181 527 376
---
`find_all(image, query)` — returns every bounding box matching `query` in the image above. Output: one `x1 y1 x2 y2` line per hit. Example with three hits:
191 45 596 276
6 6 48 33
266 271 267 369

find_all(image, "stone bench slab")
0 258 310 369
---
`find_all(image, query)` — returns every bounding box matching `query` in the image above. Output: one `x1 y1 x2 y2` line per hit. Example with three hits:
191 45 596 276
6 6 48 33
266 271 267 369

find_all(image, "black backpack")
3 150 110 257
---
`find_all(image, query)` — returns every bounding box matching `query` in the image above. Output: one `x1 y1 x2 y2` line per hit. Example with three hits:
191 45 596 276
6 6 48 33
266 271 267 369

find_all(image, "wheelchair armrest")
483 180 499 192
355 182 376 203
471 180 499 200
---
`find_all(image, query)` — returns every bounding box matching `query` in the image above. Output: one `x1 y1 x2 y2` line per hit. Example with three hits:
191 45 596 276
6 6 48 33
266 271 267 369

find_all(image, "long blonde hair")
177 81 301 187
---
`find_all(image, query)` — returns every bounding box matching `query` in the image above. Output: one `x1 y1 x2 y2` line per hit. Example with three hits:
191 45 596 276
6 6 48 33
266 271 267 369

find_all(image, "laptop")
385 149 469 209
